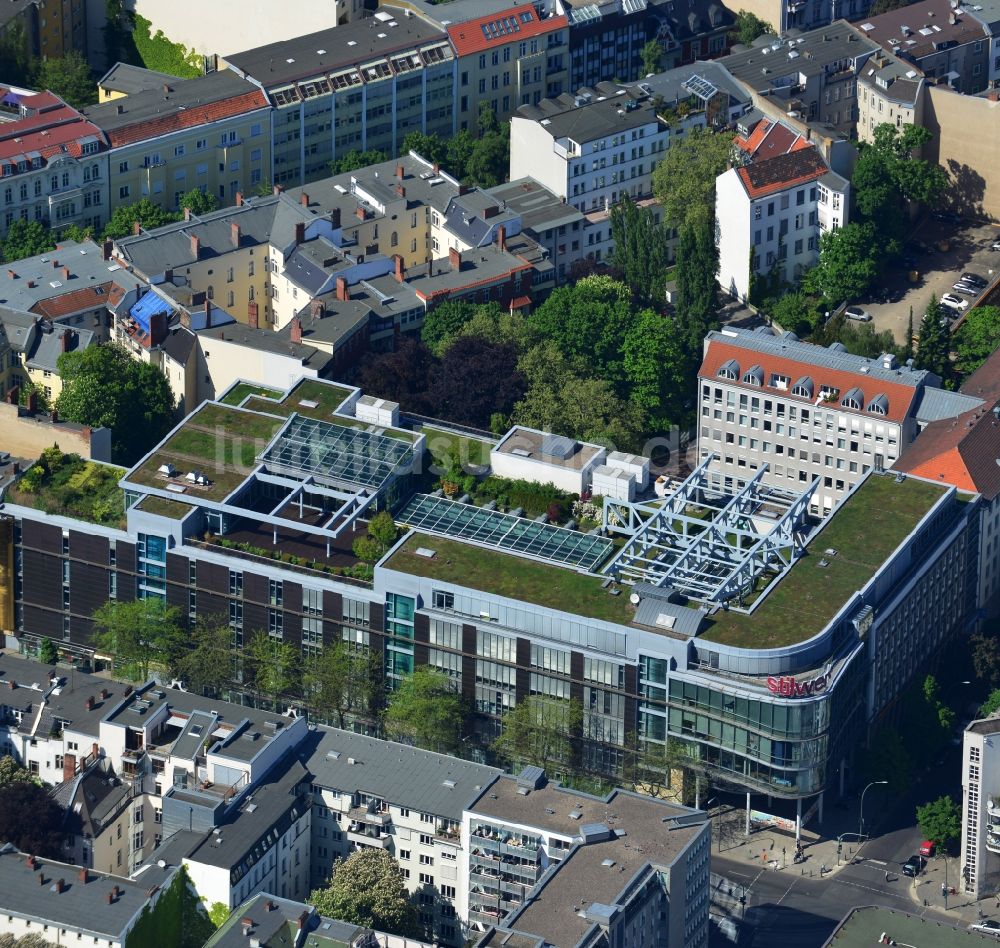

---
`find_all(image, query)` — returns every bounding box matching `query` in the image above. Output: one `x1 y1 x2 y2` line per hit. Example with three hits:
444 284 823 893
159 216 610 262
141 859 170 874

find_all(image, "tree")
383 668 463 754
767 291 820 336
492 696 582 772
640 39 662 76
477 101 501 137
124 865 214 948
2 219 55 263
651 126 733 229
0 19 31 87
0 781 65 857
33 52 97 109
915 295 950 379
178 187 218 216
303 641 379 729
91 599 186 681
37 637 58 665
174 616 233 697
981 689 1000 718
916 795 961 850
309 849 420 937
674 206 720 369
464 131 508 188
972 629 1000 689
353 511 399 564
805 222 880 304
57 342 176 462
400 131 448 169
102 199 182 239
427 336 525 429
621 307 687 426
0 755 35 787
730 10 772 45
355 336 435 414
244 631 298 708
610 195 670 308
955 306 1000 378
330 150 389 175
0 935 61 948
421 300 482 355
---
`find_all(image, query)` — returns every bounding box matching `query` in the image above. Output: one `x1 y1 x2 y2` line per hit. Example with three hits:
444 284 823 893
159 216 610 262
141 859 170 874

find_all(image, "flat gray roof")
488 178 583 234
858 0 990 59
822 906 984 946
224 7 449 90
97 62 181 96
516 89 659 143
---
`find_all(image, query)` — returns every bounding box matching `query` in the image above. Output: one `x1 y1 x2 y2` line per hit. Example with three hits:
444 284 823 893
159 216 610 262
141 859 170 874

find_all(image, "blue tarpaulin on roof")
129 291 171 334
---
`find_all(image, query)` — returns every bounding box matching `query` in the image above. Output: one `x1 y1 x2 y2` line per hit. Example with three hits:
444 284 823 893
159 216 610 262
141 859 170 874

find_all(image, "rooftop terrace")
383 532 635 625
701 474 948 648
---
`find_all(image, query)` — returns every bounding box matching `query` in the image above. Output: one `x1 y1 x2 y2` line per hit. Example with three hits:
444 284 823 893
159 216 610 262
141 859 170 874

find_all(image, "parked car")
919 840 936 857
844 306 873 322
952 282 980 296
969 920 1000 937
941 294 970 312
902 855 924 877
962 272 988 288
991 240 1000 251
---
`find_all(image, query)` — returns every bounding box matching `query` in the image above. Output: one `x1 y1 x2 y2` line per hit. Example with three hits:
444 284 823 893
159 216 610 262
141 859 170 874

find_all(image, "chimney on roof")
183 207 191 221
61 265 70 281
77 867 88 884
336 276 348 301
102 239 113 261
300 192 309 208
162 84 171 94
54 878 65 894
132 221 141 236
6 269 14 279
106 890 115 905
395 183 406 198
273 184 283 195
26 280 34 288
38 873 46 886
100 687 109 700
497 225 506 253
25 856 37 870
396 163 405 180
449 247 461 270
989 90 1000 102
62 752 76 781
264 900 276 912
247 301 259 329
290 316 302 343
165 268 173 283
115 104 124 115
235 191 244 207
240 917 254 932
204 299 212 328
294 221 305 245
329 207 341 228
310 300 324 319
297 911 309 931
60 329 70 352
230 221 241 248
84 695 94 711
432 163 440 174
355 206 365 221
394 254 405 283
190 234 200 260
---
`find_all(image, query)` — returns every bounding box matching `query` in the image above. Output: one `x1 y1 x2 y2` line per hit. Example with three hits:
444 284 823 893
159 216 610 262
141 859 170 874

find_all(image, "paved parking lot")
860 217 1000 344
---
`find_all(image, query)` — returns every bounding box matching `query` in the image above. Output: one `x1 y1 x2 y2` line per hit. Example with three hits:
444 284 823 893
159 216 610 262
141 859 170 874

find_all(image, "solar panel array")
398 494 613 571
261 415 413 491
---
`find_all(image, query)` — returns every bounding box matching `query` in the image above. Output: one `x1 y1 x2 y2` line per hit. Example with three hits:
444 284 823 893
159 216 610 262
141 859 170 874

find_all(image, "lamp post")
859 781 888 849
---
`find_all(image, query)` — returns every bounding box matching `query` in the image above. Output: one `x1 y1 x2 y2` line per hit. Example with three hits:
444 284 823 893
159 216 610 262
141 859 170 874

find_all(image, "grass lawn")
701 474 947 649
422 427 494 471
279 379 354 419
10 450 125 527
219 383 282 407
136 495 194 520
384 532 635 625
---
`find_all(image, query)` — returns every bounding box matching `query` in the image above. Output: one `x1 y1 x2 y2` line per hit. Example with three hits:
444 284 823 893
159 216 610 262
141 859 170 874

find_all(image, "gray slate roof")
305 727 501 822
913 386 984 425
97 63 181 96
487 178 584 234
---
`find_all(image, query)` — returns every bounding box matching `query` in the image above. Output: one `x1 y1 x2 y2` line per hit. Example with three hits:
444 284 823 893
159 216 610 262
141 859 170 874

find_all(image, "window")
119 185 130 199
432 590 454 610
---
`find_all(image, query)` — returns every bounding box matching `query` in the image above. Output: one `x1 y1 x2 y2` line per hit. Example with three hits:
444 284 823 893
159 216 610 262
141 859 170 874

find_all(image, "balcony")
347 822 390 849
348 804 390 826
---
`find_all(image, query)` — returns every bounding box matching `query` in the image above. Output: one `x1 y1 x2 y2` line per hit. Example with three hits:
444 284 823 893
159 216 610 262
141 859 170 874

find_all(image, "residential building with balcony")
0 308 96 403
716 115 849 301
561 0 651 89
696 325 983 513
856 49 925 142
962 714 1000 897
223 9 456 188
0 89 108 237
448 3 570 129
83 70 271 216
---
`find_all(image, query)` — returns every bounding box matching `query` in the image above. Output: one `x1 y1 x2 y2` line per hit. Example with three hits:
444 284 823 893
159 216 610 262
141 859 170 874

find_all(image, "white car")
941 293 970 312
969 920 1000 937
844 306 872 322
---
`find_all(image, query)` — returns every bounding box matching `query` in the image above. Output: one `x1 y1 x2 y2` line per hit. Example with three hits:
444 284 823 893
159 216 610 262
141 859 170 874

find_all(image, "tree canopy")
651 127 734 229
674 206 720 371
303 640 380 729
174 616 233 697
955 306 1000 379
0 755 36 787
330 150 389 176
309 849 420 937
641 39 662 75
915 295 950 379
610 195 670 308
916 795 961 850
400 104 509 188
730 10 772 45
34 52 97 109
0 781 65 857
244 631 298 707
102 199 182 239
492 696 582 771
91 598 185 681
383 667 463 754
805 222 881 305
2 219 55 263
178 188 218 216
57 342 175 463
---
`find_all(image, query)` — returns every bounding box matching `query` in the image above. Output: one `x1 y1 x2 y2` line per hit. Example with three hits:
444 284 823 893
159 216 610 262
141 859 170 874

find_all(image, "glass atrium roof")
397 494 613 571
260 415 414 492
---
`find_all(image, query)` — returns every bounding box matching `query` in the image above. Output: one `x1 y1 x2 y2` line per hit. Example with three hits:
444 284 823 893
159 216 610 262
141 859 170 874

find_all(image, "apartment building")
0 308 95 403
720 23 882 136
83 70 271 215
962 715 1000 898
223 10 455 188
858 0 994 96
561 0 649 89
716 115 849 301
0 89 108 238
36 0 87 59
696 326 986 514
856 49 925 142
448 3 570 130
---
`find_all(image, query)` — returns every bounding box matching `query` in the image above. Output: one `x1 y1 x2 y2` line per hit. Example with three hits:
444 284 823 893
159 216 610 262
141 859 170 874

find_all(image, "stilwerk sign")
766 673 829 698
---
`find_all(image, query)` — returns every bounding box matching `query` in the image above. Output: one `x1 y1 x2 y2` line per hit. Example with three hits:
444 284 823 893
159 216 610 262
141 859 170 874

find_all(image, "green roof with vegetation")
383 532 635 624
701 474 948 649
277 379 354 418
125 403 285 501
135 495 194 520
422 426 494 470
8 449 125 527
219 383 282 407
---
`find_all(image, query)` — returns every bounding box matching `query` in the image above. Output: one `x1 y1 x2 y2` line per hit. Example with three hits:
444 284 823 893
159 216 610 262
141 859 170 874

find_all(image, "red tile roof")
736 147 828 200
736 118 811 160
30 282 114 318
447 4 567 57
102 90 269 147
699 339 920 424
0 97 106 170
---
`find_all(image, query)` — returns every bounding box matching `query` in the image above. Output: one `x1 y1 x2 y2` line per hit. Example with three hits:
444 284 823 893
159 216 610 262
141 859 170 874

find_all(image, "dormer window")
840 387 863 411
867 393 889 415
819 385 840 402
717 359 739 380
742 364 764 385
770 373 790 390
791 376 814 398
